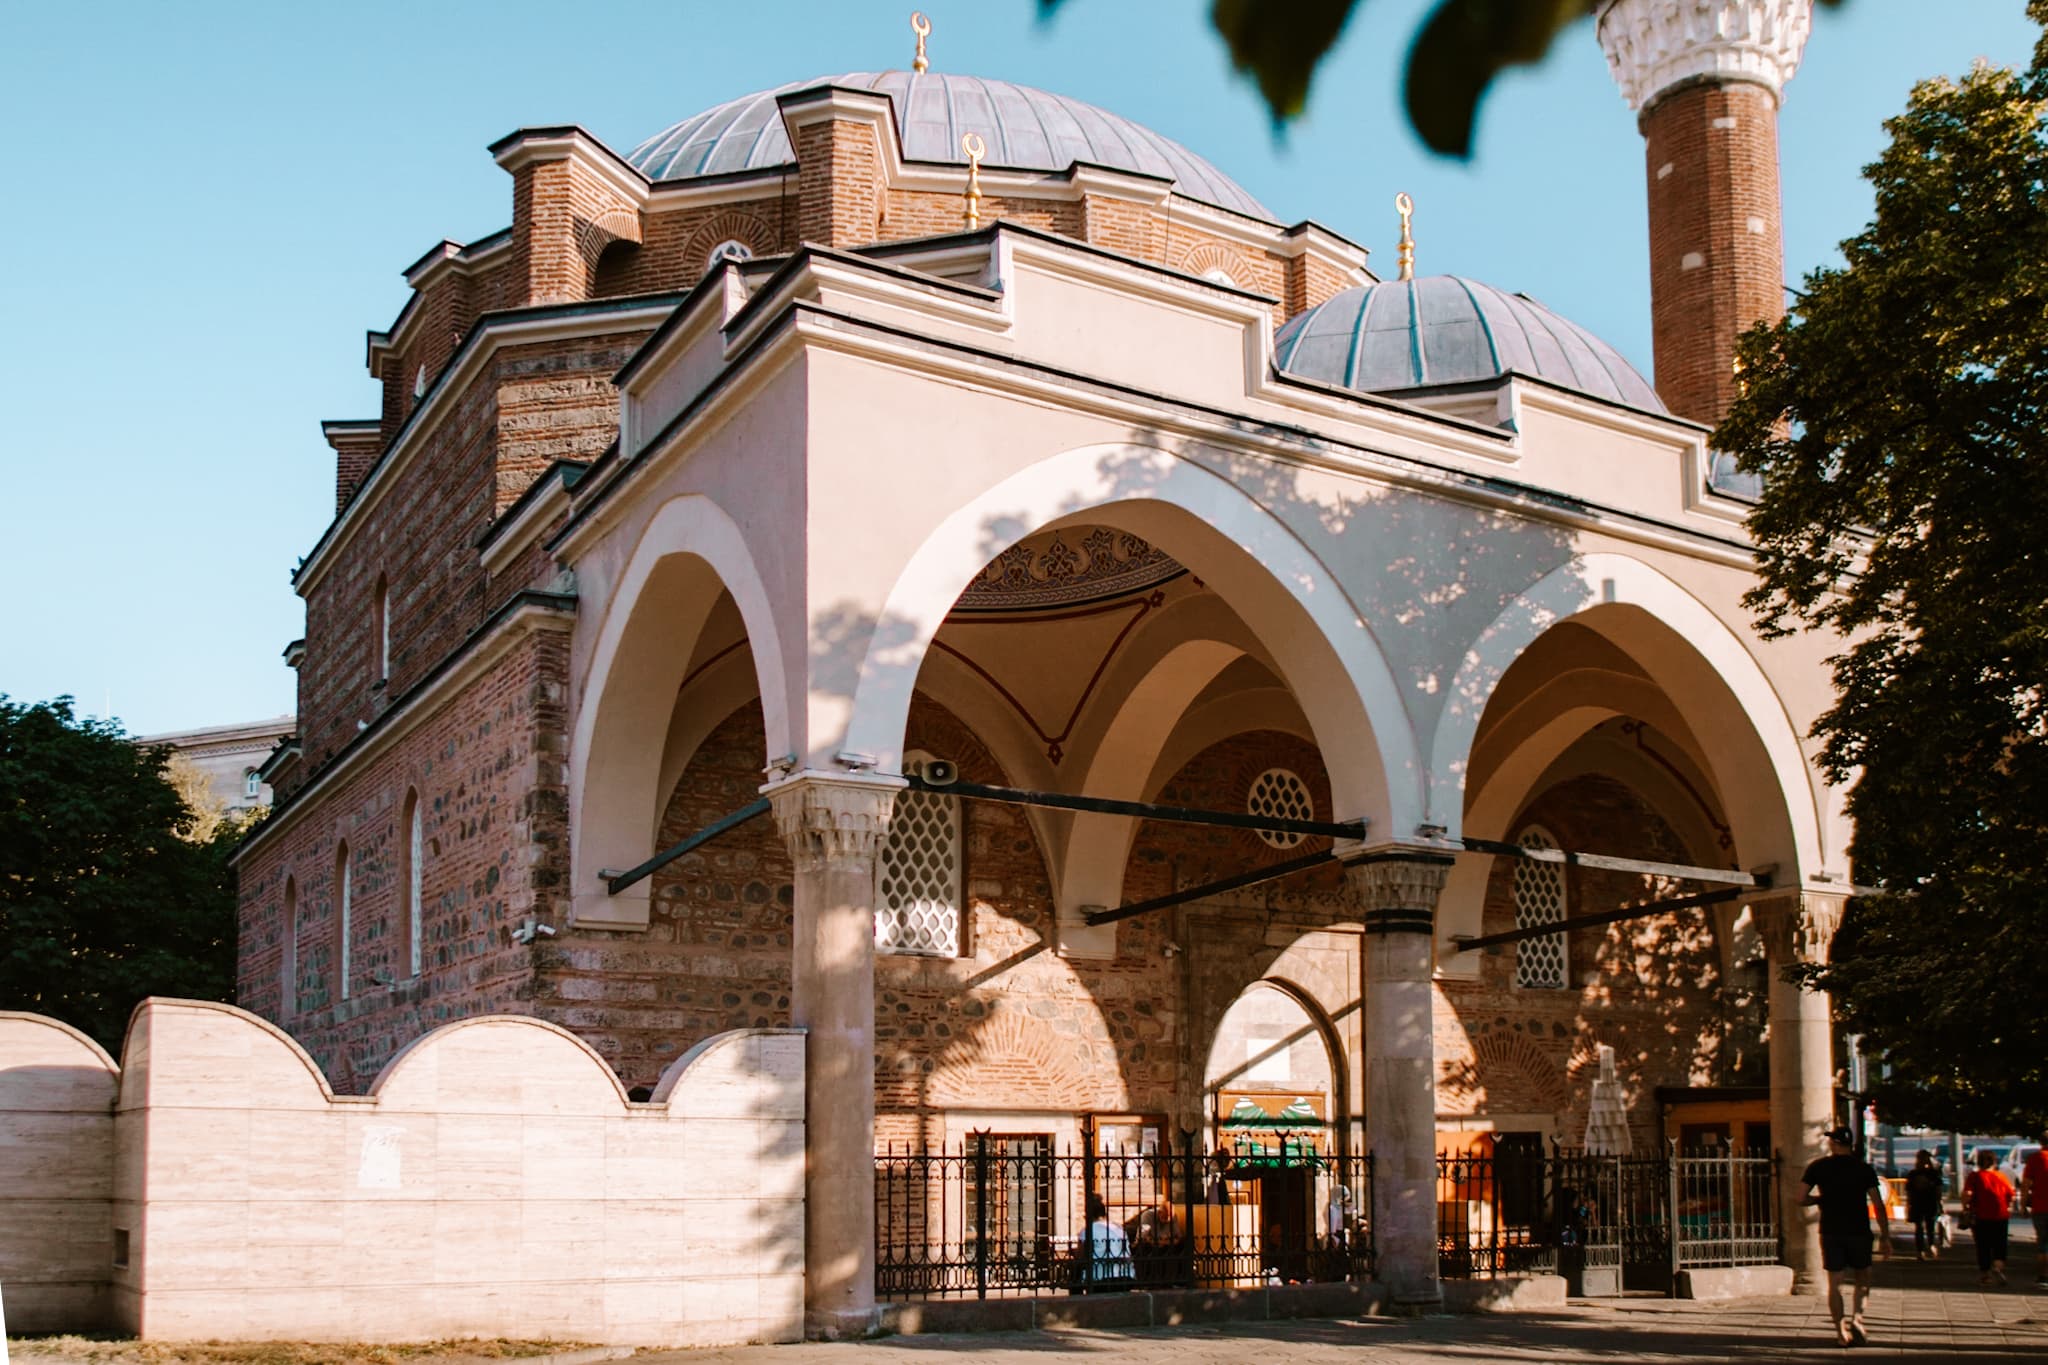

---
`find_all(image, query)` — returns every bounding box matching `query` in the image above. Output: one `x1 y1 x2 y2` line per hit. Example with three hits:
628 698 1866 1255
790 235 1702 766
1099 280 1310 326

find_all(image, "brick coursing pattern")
1438 773 1741 1153
236 628 570 1090
296 333 644 777
1641 81 1785 427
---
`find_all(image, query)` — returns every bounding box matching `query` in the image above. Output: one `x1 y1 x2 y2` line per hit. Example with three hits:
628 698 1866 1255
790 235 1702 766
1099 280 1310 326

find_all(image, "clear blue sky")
0 0 2036 738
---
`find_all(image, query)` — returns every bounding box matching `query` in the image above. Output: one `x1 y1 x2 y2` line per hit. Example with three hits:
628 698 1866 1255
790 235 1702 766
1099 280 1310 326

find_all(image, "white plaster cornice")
299 300 678 598
491 128 650 208
478 465 578 577
1596 0 1812 112
231 595 575 865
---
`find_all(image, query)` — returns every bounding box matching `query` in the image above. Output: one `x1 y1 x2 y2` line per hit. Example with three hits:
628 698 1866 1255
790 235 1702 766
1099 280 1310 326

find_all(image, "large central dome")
627 71 1271 220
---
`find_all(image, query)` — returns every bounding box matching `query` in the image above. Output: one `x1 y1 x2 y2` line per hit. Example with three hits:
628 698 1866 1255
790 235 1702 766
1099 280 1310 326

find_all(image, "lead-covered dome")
627 71 1271 221
1275 276 1663 413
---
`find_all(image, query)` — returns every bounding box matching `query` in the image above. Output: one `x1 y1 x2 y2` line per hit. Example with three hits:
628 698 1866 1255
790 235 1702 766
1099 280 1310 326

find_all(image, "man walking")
1801 1126 1892 1347
2022 1130 2048 1290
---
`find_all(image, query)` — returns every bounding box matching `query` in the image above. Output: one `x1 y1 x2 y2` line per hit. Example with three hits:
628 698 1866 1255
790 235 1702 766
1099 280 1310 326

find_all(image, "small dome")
1274 276 1663 414
628 71 1271 221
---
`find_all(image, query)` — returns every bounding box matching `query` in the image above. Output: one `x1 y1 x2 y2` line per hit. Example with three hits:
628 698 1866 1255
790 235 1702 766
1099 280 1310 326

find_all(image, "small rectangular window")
113 1228 130 1268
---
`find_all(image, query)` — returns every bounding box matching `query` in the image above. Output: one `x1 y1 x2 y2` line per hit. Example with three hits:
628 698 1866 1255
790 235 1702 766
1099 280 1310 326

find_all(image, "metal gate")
1436 1142 1780 1293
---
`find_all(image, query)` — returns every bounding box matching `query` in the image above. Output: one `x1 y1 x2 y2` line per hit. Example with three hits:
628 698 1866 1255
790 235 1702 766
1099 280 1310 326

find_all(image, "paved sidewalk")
640 1230 2047 1364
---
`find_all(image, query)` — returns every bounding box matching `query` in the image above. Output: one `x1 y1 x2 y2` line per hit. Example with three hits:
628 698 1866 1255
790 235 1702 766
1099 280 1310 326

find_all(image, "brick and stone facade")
233 45 1854 1316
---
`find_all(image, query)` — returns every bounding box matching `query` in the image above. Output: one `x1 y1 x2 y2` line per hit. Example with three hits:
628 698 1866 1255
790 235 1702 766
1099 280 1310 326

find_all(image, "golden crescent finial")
962 131 986 229
1395 191 1416 282
911 11 931 73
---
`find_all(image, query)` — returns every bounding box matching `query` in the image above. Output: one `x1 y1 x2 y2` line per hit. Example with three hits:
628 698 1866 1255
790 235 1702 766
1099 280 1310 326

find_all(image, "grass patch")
8 1338 597 1364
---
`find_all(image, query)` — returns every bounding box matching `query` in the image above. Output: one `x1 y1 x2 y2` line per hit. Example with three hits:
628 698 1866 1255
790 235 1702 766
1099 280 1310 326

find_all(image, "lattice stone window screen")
1513 827 1567 989
1247 768 1314 849
877 756 962 956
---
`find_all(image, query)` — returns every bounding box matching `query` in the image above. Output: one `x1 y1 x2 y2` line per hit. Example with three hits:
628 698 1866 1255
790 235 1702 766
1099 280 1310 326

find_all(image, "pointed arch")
1428 551 1826 877
840 442 1418 836
568 493 789 930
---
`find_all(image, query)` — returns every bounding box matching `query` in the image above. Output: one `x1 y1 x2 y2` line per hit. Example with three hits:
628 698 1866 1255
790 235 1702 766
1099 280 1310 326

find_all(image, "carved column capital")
1345 854 1452 935
1596 0 1812 113
764 771 904 872
1755 891 1845 966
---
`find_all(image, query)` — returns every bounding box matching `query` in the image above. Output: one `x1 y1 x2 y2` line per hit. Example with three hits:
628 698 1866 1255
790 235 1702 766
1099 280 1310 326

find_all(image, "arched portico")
839 442 1418 840
1429 552 1827 877
568 494 789 931
1429 552 1844 1295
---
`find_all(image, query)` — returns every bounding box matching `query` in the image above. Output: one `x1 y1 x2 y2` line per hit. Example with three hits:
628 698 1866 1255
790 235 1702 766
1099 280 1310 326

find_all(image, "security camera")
920 758 958 787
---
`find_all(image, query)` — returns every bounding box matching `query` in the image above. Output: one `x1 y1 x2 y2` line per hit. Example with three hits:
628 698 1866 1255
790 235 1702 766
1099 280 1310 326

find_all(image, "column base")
1389 1285 1445 1316
806 1306 883 1340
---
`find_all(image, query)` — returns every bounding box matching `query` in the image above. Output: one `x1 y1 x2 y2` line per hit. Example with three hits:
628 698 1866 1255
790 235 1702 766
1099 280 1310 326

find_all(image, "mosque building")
227 0 1844 1331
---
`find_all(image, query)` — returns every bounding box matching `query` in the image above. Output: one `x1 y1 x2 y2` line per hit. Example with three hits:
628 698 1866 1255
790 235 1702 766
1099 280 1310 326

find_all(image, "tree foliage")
1038 0 1842 158
1717 8 2048 1133
0 696 249 1054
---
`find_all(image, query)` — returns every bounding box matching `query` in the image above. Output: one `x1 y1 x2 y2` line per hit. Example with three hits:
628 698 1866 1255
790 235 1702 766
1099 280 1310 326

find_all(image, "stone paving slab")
638 1227 2047 1365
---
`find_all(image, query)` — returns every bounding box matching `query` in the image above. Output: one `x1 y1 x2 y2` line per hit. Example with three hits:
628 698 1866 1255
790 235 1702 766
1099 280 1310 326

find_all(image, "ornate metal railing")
875 1134 1374 1300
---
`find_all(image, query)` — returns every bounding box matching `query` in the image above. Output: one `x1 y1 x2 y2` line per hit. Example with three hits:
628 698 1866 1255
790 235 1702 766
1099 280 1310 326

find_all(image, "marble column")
1348 854 1451 1310
1759 891 1844 1296
767 771 901 1339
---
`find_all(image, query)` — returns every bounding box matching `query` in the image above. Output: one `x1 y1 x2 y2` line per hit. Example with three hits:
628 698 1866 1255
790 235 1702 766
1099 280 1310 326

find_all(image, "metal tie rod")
1456 835 1766 889
1450 885 1746 953
1083 848 1338 927
906 775 1366 842
605 797 771 896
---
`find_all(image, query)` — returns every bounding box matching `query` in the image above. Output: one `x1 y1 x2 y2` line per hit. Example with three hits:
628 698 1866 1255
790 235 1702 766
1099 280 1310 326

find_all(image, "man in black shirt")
1801 1126 1892 1347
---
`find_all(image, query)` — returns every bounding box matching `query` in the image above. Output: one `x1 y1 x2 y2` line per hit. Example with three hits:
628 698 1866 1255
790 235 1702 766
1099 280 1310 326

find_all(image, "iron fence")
875 1133 1374 1300
1436 1143 1780 1290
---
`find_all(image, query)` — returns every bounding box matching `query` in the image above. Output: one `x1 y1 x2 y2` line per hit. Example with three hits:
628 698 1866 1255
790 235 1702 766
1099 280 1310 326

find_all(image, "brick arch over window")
684 211 772 277
1178 240 1248 286
1440 1027 1572 1116
575 205 643 275
924 1008 1128 1112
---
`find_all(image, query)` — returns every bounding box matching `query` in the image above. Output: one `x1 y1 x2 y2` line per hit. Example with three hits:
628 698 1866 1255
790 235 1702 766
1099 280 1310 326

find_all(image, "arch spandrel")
567 493 793 931
836 442 1419 839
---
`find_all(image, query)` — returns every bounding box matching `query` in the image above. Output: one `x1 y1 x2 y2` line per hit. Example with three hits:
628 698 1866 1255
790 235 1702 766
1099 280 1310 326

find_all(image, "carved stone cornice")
764 771 905 871
1596 0 1813 113
1754 891 1844 966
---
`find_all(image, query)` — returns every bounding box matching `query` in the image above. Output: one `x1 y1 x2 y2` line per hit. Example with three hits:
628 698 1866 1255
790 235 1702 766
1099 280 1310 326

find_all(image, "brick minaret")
1597 0 1811 426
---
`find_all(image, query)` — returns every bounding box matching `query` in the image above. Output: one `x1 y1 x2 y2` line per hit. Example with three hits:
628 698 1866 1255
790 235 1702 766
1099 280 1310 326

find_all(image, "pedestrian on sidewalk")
1963 1148 2016 1287
2017 1132 2046 1290
1801 1126 1892 1347
1904 1150 1945 1260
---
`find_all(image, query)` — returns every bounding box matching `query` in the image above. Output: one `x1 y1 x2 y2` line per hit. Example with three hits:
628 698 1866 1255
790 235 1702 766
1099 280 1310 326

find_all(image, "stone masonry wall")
1437 773 1730 1153
299 332 643 773
236 626 570 1091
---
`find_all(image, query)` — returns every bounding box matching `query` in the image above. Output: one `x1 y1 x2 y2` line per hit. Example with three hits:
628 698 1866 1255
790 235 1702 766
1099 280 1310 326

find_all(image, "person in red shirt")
1964 1148 2017 1287
2021 1132 2048 1290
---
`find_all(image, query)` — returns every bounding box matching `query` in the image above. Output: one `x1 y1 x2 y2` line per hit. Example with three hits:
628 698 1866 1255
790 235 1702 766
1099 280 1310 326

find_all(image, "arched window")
373 575 391 682
401 789 423 979
875 751 962 957
1512 826 1567 989
280 875 297 1017
244 768 261 800
705 239 752 272
1247 768 1313 849
335 840 353 1001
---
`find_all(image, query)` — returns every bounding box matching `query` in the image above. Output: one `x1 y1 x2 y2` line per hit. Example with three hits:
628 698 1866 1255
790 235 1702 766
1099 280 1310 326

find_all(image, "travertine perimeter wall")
0 1013 118 1332
0 1000 804 1347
